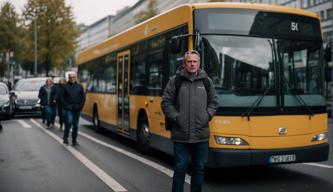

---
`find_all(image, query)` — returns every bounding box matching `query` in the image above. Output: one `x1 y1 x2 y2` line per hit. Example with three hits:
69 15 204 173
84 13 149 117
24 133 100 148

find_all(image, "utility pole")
34 17 38 76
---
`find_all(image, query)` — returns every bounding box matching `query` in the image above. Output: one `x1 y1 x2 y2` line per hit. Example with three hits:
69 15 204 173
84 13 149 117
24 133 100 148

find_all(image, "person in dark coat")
38 78 57 128
161 50 218 192
60 72 85 146
55 78 66 131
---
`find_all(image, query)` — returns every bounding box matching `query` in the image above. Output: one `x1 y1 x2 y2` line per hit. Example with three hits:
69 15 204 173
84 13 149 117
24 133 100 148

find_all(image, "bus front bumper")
206 143 329 167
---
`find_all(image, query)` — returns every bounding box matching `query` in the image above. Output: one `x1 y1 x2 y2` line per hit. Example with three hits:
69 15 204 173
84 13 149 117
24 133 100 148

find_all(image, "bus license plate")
269 154 296 163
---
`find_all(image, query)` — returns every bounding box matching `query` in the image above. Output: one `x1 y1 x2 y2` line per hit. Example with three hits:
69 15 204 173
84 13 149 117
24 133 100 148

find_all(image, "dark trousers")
58 106 65 127
44 105 56 125
63 110 80 143
172 141 208 192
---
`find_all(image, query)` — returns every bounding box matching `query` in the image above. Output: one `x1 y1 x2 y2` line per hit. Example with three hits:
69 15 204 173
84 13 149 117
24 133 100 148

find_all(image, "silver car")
0 82 14 119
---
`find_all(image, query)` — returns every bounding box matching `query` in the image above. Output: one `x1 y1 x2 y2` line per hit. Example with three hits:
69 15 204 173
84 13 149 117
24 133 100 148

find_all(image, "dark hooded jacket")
38 85 57 106
161 68 218 143
59 82 85 112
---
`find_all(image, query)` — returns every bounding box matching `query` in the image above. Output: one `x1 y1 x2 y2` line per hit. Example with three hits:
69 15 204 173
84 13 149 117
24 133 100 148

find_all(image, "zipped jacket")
59 82 85 112
161 68 218 143
38 85 57 106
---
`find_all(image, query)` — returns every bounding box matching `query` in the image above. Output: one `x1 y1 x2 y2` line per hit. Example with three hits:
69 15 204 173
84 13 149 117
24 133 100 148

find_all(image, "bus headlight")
311 133 327 142
214 136 249 146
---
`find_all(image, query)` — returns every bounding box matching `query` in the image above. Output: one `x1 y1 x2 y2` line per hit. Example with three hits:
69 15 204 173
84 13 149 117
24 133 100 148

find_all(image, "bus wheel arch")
92 104 101 132
137 109 151 154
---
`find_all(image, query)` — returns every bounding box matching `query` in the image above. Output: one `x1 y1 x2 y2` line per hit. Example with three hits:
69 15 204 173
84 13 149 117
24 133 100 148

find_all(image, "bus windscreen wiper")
290 88 314 119
243 84 274 121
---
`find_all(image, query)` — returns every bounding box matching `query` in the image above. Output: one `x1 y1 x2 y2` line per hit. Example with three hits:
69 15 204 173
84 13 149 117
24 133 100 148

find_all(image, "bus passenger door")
117 51 131 134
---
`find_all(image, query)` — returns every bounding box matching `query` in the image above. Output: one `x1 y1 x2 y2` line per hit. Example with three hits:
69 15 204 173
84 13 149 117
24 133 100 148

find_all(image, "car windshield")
0 86 7 95
15 80 45 91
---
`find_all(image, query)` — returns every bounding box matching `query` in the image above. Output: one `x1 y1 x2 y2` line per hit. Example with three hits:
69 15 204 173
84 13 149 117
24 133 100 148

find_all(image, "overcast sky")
7 0 139 25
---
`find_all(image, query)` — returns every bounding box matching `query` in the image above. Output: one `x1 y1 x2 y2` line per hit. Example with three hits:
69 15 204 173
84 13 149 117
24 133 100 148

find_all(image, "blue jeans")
44 105 56 125
63 110 81 143
172 141 208 192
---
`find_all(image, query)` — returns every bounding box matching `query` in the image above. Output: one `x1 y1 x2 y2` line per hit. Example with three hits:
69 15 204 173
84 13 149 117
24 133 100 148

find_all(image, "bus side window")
131 59 147 94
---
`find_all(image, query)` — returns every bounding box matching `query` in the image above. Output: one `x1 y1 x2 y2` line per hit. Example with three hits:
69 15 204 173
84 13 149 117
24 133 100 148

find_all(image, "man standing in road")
60 72 85 146
161 50 218 192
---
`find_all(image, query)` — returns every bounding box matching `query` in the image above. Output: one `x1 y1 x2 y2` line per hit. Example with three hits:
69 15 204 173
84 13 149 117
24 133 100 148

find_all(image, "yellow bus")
77 3 330 167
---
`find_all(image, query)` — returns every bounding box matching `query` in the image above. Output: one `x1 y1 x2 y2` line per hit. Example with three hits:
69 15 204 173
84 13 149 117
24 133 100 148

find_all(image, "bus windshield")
195 9 325 109
201 35 325 108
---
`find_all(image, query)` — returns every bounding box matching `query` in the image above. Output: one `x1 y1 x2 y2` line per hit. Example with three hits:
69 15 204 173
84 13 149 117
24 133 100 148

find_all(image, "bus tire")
93 106 101 132
137 115 151 154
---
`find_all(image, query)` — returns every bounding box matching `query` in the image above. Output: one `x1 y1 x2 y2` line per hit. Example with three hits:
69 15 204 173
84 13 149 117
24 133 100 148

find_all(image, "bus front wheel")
137 116 151 154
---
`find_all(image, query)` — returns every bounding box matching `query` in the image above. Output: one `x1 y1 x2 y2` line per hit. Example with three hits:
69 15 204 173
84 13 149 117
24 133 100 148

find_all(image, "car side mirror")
170 37 182 54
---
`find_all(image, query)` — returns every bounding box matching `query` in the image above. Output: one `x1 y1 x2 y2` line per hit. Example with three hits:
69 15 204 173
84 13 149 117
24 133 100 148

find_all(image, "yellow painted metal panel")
209 114 328 149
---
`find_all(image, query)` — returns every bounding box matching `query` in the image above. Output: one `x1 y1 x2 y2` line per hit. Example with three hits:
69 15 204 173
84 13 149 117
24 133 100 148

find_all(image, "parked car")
0 82 14 119
11 77 48 116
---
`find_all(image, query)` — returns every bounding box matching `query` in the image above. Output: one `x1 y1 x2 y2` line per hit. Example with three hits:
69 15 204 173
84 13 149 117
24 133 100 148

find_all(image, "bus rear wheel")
137 116 151 154
93 107 101 132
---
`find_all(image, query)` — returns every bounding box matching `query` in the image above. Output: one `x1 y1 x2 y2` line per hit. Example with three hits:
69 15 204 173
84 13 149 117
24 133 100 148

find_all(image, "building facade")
76 15 113 55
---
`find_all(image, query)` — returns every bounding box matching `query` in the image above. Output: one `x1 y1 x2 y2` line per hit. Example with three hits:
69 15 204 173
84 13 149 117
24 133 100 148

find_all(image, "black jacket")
59 82 85 112
38 85 57 106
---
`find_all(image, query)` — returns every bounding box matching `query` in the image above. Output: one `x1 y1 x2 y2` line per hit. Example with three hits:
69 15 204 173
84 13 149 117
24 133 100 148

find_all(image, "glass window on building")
320 10 325 20
327 8 333 20
302 0 308 8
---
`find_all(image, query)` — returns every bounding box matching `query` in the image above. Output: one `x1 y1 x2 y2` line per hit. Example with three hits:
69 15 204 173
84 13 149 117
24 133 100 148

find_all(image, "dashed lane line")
16 119 32 128
30 119 127 192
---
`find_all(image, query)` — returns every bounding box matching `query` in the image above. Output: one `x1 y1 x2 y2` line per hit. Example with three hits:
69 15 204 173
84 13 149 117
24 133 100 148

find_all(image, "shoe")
72 141 79 146
63 140 69 145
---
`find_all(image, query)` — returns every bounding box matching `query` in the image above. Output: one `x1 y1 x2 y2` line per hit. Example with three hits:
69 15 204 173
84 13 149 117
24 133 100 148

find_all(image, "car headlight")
311 132 327 142
214 135 249 146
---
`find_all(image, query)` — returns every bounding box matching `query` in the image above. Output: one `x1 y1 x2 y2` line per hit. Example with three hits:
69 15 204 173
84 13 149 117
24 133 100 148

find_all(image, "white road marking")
303 163 333 169
30 119 127 192
77 131 191 184
16 120 32 128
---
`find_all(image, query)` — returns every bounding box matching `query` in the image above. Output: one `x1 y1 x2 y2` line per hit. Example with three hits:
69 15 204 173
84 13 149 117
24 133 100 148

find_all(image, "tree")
22 0 78 76
0 1 22 80
134 0 158 24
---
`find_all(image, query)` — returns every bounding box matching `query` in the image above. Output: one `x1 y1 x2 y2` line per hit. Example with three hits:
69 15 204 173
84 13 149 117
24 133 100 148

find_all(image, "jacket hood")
177 67 208 81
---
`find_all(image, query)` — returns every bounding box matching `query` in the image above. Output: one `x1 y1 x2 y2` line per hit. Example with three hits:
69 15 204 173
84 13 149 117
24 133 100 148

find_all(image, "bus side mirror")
170 37 182 54
324 42 332 62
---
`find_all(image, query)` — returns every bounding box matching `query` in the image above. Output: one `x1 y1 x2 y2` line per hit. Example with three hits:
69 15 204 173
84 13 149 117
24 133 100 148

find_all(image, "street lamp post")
34 17 38 76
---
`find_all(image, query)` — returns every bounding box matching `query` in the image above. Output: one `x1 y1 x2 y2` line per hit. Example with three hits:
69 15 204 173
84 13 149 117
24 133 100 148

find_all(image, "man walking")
161 50 218 192
60 72 85 146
